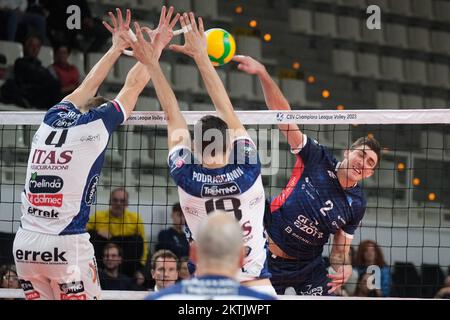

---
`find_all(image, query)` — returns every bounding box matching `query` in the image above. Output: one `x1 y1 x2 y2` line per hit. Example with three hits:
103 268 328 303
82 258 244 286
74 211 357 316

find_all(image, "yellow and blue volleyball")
205 28 236 67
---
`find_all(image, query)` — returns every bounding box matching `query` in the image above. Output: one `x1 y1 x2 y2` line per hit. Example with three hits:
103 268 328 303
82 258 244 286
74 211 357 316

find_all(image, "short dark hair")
194 115 229 155
172 202 182 213
351 136 381 167
151 250 179 271
84 96 108 110
103 243 123 257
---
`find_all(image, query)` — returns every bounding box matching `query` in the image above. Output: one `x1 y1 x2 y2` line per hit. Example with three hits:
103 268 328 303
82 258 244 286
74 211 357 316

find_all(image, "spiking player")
233 55 381 296
129 12 275 295
12 7 177 300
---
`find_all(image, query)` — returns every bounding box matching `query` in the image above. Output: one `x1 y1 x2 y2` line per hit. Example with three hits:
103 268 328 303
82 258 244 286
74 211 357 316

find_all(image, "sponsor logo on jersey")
15 248 67 263
59 281 85 294
201 182 241 197
27 206 59 219
52 110 81 128
249 194 264 209
293 215 324 239
80 134 100 142
29 172 63 193
242 220 252 237
60 293 87 300
244 246 252 257
85 175 99 206
19 279 34 291
28 193 63 207
25 291 41 300
300 285 323 296
183 206 201 217
30 149 73 170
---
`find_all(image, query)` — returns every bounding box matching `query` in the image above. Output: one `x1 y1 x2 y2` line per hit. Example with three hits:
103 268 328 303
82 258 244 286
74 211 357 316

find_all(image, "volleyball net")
0 109 449 299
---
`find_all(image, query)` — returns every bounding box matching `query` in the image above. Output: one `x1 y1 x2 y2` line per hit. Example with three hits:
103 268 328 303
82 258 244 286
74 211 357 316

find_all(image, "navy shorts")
268 254 334 296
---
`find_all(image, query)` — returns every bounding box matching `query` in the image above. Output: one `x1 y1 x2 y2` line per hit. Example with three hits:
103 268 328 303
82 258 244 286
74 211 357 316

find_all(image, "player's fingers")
165 6 174 25
141 27 154 41
198 17 204 33
134 22 145 45
125 8 131 27
116 8 123 28
327 273 344 280
232 55 246 62
103 21 114 34
169 13 180 29
108 11 117 28
188 12 198 33
169 44 185 53
159 5 167 26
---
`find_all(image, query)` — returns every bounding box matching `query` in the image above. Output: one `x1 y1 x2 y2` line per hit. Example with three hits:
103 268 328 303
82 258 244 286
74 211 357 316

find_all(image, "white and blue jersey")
268 135 366 261
168 137 270 282
20 99 127 235
145 275 276 300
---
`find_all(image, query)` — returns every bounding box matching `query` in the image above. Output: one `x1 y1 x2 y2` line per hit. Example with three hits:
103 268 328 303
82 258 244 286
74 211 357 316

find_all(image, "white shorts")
13 227 101 300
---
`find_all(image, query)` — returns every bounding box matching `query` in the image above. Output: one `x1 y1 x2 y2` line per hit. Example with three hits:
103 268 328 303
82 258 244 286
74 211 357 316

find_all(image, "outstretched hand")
103 8 133 52
141 6 180 60
169 12 207 60
232 55 266 76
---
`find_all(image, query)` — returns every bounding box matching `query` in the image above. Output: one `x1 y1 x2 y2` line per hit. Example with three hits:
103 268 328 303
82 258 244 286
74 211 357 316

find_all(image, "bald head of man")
190 211 244 278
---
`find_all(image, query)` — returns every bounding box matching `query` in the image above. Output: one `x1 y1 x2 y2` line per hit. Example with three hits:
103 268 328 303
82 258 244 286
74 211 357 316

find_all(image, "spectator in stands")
4 35 60 109
435 275 450 299
0 0 48 43
98 243 135 291
178 256 190 280
356 240 391 297
150 250 179 292
87 187 148 278
0 264 20 289
354 272 382 297
155 203 189 259
48 44 80 99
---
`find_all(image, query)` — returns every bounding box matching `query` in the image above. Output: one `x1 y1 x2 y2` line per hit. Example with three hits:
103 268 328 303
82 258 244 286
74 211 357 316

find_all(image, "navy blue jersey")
268 135 366 260
145 275 276 300
21 100 126 235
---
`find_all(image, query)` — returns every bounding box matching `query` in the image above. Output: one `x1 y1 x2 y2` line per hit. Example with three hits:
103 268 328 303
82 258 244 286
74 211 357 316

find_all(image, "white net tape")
0 109 450 125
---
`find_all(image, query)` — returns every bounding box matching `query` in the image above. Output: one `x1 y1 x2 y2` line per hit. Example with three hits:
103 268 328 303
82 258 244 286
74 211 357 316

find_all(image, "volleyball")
205 28 236 67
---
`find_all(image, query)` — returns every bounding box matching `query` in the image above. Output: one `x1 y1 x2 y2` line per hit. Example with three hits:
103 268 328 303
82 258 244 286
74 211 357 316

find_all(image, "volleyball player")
12 7 177 300
129 12 275 295
233 55 381 295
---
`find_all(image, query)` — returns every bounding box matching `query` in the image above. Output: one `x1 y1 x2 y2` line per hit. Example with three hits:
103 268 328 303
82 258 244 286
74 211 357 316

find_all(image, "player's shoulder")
44 100 82 129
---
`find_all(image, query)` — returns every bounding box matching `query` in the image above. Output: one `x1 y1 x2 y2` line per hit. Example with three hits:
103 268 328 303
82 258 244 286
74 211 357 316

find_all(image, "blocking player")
12 7 177 300
129 12 275 295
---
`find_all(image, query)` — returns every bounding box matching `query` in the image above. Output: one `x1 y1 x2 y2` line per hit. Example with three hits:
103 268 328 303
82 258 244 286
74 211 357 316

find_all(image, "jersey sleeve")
168 146 196 190
341 201 366 237
83 99 126 134
293 134 334 167
230 137 261 169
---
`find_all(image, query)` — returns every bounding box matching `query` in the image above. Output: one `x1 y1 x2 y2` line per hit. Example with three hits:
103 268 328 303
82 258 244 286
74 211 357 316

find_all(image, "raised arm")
170 13 247 139
232 55 304 151
116 7 179 117
129 9 189 150
64 8 132 108
327 229 353 294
